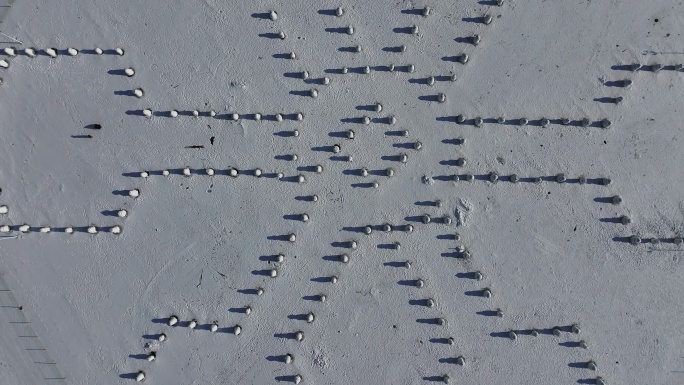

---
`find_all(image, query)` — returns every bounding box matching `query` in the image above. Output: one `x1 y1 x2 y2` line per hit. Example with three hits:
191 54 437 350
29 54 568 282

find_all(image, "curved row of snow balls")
450 116 612 128
135 167 313 183
132 315 246 382
0 47 125 68
0 204 122 234
138 109 305 121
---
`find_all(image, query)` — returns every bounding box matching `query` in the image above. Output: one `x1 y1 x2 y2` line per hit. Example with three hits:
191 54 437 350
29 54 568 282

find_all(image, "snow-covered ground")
0 0 683 384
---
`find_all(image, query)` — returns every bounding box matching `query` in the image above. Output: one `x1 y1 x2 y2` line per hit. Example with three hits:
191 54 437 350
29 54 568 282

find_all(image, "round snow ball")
346 130 354 139
311 195 319 202
437 93 446 103
110 225 122 234
407 64 415 73
519 118 528 126
231 113 239 121
297 175 306 184
541 118 550 127
497 116 505 124
276 113 284 122
229 168 239 177
410 25 418 34
19 224 29 233
442 374 450 384
46 48 57 58
254 168 262 177
136 371 145 382
581 118 590 127
383 224 392 232
183 167 191 176
422 6 431 16
571 324 581 334
386 168 395 177
129 189 140 198
40 226 51 233
335 7 344 16
270 269 278 278
124 67 135 77
210 323 218 332
346 25 354 35
306 313 315 323
295 331 304 341
474 117 483 127
0 60 9 68
87 226 98 234
25 48 36 57
400 154 408 163
674 237 683 245
170 110 178 118
341 67 349 74
443 216 452 225
296 113 304 121
162 169 170 176
0 225 9 233
294 374 302 384
364 226 372 235
426 298 435 307
168 315 178 326
288 233 297 242
116 48 125 56
612 195 622 205
489 172 499 182
315 165 323 173
143 109 153 117
278 31 286 40
437 318 446 325
427 76 435 86
601 119 612 128
65 227 74 234
472 34 481 45
556 173 566 183
388 116 397 125
620 215 631 225
578 176 587 184
253 112 261 120
561 118 570 125
140 171 149 178
460 53 469 64
269 10 278 20
301 213 309 222
189 319 197 329
3 47 16 56
552 327 561 336
257 287 265 295
362 116 371 125
131 87 144 98
510 174 519 183
158 333 166 342
422 214 431 224
206 168 215 176
483 288 492 298
483 14 493 24
292 129 300 137
147 352 155 362
363 66 371 74
234 325 242 335
285 353 294 364
388 64 395 72
0 205 8 214
94 47 103 55
67 48 78 56
340 254 349 263
465 174 475 182
601 177 612 186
